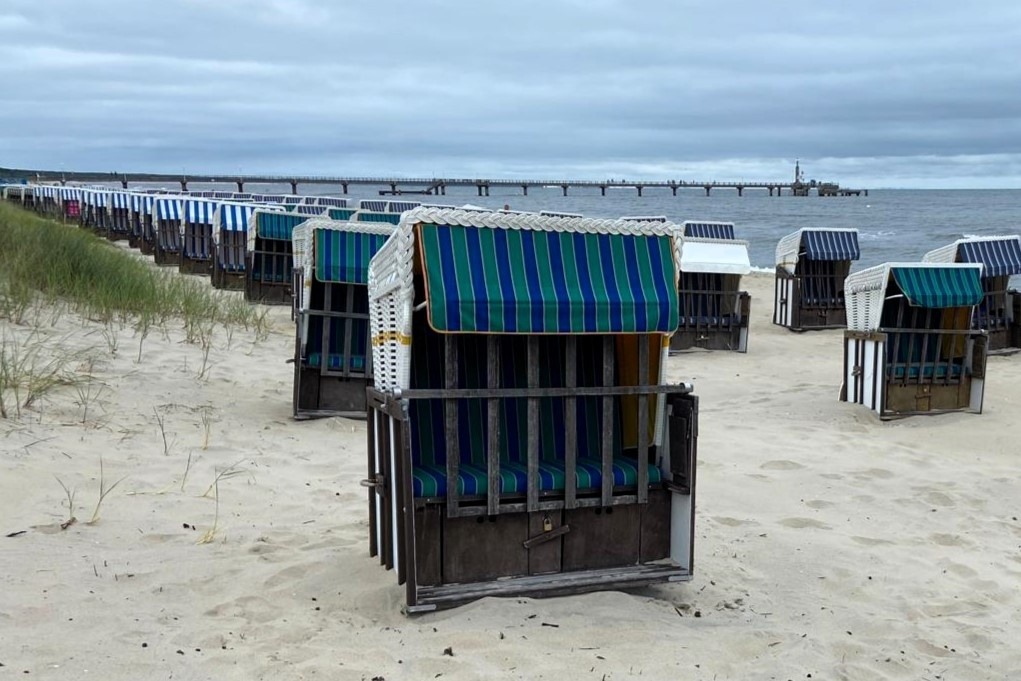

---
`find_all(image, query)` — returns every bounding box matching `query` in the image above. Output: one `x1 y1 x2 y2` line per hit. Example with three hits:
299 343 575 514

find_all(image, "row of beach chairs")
6 183 1017 610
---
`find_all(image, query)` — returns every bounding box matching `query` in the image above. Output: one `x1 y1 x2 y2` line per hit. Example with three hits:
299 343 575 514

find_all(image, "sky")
1 1 1020 188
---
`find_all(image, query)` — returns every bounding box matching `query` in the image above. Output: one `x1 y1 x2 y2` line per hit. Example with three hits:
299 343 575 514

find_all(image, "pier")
0 163 867 198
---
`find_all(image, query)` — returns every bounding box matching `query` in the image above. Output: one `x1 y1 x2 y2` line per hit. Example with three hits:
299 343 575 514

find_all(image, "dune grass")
0 201 267 333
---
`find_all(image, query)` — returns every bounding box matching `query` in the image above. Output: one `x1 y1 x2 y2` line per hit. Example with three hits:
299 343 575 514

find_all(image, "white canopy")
679 238 751 275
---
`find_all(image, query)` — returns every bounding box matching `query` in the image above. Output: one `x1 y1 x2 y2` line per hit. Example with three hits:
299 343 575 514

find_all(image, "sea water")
112 182 1021 270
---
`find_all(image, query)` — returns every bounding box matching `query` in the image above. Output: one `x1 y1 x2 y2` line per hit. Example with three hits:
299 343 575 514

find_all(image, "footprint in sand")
851 536 894 546
760 460 805 471
804 500 834 510
922 491 955 507
715 517 755 527
779 517 832 530
929 533 969 547
852 468 895 480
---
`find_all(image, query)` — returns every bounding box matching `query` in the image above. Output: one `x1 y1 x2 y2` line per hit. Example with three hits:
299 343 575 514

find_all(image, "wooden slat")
445 336 460 518
342 283 355 377
367 405 378 559
564 337 577 510
487 336 501 516
601 336 613 506
321 284 333 378
393 409 407 587
637 337 649 504
919 308 931 386
527 337 540 513
399 417 418 608
399 384 685 400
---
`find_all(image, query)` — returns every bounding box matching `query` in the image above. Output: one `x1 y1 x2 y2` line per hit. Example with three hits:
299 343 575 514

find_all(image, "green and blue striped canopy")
255 212 309 240
418 223 679 333
314 228 391 284
891 266 983 308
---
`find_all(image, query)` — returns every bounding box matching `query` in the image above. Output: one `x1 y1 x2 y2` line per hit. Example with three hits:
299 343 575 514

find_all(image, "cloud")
1 0 1020 187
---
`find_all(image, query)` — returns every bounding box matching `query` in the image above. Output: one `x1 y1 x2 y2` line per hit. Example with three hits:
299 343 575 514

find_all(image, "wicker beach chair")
153 197 184 266
179 199 218 275
107 192 132 241
841 263 987 418
210 203 276 290
245 210 318 304
672 225 752 353
366 207 698 612
292 218 395 419
774 228 861 330
923 236 1021 353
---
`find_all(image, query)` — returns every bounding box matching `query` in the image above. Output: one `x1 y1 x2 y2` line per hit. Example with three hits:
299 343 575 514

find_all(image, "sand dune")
2 272 1020 680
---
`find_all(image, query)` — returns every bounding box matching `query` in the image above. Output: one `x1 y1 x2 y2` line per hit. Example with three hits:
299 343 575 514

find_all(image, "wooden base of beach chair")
671 290 750 353
245 276 292 305
178 256 212 276
153 246 180 266
293 366 368 419
400 490 682 612
841 330 987 419
138 239 154 256
211 262 245 290
773 266 850 331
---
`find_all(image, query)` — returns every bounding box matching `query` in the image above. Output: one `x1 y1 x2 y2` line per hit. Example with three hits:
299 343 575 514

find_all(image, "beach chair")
179 199 218 275
59 187 81 223
107 192 132 241
840 263 987 419
774 228 860 330
366 207 698 612
672 233 752 353
81 190 110 235
620 215 668 223
923 236 1021 353
355 210 402 225
245 210 314 304
292 218 395 419
212 203 269 290
153 197 184 266
128 194 150 250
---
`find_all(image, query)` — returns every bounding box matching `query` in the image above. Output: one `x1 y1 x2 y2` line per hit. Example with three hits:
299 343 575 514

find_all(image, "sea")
103 182 1021 271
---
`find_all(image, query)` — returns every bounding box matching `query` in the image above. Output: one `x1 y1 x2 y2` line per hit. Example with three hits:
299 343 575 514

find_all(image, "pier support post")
477 185 483 197
768 186 773 197
236 179 244 192
440 184 446 195
600 185 607 196
561 185 568 197
671 184 677 196
290 180 298 195
636 185 643 197
736 186 743 197
485 185 490 196
703 185 711 197
522 184 528 196
121 178 129 189
341 182 348 194
864 189 869 197
181 178 188 192
390 183 397 194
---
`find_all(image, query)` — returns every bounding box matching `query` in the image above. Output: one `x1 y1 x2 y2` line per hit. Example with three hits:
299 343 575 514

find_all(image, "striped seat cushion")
889 364 964 379
413 456 661 498
306 352 367 371
251 271 289 283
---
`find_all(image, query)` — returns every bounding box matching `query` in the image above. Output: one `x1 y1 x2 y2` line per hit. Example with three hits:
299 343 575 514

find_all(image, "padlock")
543 515 553 532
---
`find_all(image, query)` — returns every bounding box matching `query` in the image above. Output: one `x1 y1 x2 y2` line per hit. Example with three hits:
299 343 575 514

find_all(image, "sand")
2 272 1020 680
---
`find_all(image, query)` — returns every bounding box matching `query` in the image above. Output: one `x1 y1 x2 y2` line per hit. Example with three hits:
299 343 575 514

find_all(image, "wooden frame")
211 230 247 290
773 258 853 331
179 221 214 276
671 273 750 352
293 280 372 419
245 237 293 305
108 207 132 242
840 297 987 419
366 333 698 612
153 218 182 266
974 276 1019 354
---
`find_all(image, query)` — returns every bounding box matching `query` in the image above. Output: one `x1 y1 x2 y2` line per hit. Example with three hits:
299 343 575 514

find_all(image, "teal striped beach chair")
292 218 395 419
923 235 1021 353
366 207 699 612
841 262 987 418
245 210 316 305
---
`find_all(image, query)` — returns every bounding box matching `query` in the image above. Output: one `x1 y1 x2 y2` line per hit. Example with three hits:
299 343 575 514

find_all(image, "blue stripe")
464 228 489 332
520 230 544 332
598 236 623 332
492 228 517 333
435 225 460 330
572 233 597 332
546 232 572 332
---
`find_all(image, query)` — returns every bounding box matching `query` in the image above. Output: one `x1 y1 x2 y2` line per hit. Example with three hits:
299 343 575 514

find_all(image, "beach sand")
2 272 1020 680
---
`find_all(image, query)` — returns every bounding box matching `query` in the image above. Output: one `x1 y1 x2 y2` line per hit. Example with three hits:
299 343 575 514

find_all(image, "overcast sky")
2 1 1020 187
